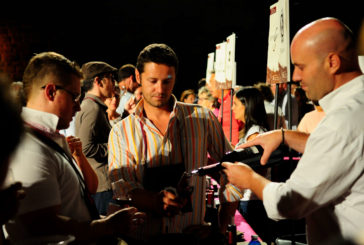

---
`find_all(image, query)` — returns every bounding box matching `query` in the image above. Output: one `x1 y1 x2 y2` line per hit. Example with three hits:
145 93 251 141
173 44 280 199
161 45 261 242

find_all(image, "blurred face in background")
207 74 221 99
125 76 139 93
198 92 213 110
104 90 120 112
99 73 116 100
183 94 195 103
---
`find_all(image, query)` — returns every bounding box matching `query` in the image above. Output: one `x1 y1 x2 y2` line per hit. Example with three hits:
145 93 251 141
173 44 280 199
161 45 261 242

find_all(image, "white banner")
215 41 226 86
206 33 237 89
206 52 215 84
266 0 290 84
226 33 236 88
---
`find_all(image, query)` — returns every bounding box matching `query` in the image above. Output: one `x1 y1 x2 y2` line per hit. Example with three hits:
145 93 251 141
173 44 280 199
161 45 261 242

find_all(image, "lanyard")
25 124 100 220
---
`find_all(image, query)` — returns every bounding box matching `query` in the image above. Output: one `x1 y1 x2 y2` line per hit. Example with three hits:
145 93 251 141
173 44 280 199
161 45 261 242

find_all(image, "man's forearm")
283 130 309 154
248 171 271 200
73 153 99 194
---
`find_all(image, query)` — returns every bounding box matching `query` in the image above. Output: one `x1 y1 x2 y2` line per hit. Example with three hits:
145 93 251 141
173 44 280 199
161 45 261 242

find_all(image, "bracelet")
281 127 285 145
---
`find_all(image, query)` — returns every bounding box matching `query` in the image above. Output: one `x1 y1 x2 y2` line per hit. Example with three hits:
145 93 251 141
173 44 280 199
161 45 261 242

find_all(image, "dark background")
1 0 363 98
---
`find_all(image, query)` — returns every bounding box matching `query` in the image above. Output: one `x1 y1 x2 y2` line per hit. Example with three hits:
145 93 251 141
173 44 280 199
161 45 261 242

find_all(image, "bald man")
223 18 364 244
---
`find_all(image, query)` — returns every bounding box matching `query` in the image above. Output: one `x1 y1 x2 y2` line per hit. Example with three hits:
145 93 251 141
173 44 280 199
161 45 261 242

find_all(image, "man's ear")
135 70 141 85
327 52 341 74
44 84 57 101
94 76 103 88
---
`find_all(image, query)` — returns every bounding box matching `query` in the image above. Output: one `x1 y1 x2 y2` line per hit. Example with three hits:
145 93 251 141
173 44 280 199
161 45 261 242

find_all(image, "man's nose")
292 67 301 82
155 81 164 93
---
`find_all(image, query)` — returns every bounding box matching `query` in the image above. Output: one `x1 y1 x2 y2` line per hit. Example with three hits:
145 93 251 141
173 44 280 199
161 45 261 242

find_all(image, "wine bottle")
190 144 289 176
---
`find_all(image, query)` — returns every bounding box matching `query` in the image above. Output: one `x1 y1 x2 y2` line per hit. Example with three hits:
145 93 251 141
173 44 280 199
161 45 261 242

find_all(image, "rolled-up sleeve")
263 123 364 220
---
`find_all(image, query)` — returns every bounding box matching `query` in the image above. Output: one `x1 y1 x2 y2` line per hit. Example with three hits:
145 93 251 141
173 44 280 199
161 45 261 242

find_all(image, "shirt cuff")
262 182 285 221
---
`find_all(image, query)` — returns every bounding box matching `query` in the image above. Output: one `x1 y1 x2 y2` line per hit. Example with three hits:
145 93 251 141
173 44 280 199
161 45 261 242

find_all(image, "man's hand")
124 96 137 114
222 162 270 200
105 207 146 235
128 188 183 217
158 190 184 217
222 162 254 190
236 130 282 165
66 136 83 157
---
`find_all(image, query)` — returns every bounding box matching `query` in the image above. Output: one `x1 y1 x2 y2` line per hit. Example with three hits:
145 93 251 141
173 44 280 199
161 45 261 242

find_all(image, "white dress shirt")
6 108 91 241
263 75 364 244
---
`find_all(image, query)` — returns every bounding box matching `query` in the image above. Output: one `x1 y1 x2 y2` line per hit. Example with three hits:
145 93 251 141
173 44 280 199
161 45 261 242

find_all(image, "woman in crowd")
233 87 269 145
180 89 196 103
105 88 122 126
232 86 275 243
197 86 219 114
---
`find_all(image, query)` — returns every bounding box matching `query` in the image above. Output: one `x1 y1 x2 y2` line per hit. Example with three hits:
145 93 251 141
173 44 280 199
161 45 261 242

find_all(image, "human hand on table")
105 206 146 235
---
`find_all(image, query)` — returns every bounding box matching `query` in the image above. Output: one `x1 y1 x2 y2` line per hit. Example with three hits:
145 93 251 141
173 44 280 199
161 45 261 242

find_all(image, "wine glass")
111 180 132 207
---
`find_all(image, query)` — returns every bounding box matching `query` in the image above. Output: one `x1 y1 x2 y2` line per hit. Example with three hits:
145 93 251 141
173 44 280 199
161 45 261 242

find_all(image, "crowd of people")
0 17 364 245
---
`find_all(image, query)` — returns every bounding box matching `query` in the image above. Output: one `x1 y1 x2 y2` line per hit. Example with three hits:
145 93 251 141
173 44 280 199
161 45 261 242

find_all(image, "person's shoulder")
12 131 57 165
177 102 211 115
110 114 137 133
246 124 264 136
81 97 102 110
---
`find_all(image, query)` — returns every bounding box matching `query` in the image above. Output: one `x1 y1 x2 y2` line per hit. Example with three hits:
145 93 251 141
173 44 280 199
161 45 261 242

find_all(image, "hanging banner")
215 41 227 88
206 33 237 89
225 33 236 89
206 52 215 84
266 0 290 84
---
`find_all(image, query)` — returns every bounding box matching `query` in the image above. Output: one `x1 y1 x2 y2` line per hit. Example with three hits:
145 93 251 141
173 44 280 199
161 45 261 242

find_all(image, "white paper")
266 0 290 84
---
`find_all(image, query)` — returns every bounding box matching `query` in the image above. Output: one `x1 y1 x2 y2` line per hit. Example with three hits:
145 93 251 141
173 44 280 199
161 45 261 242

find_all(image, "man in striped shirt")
108 43 239 243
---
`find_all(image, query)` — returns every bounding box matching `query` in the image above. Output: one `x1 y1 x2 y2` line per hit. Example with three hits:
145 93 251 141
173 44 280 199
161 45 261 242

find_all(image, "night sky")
1 0 363 98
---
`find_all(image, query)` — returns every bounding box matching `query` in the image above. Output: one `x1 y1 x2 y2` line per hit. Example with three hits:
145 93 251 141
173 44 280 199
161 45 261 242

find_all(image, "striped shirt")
108 96 237 238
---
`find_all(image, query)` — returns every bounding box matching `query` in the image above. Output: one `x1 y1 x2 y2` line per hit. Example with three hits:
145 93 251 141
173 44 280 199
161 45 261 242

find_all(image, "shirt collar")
319 75 364 114
22 107 60 134
134 94 181 123
22 107 73 154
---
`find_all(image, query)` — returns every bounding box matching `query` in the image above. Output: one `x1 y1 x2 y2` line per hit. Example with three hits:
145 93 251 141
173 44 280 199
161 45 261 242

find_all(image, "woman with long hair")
233 86 269 145
105 88 122 126
232 86 275 243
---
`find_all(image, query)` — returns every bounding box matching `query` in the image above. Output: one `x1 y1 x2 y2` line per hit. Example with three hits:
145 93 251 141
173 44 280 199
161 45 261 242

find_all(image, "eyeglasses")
41 85 81 103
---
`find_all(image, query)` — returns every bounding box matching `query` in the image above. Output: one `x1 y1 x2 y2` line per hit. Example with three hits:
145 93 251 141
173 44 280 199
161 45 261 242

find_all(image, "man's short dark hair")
118 64 136 82
136 43 178 74
22 52 83 101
